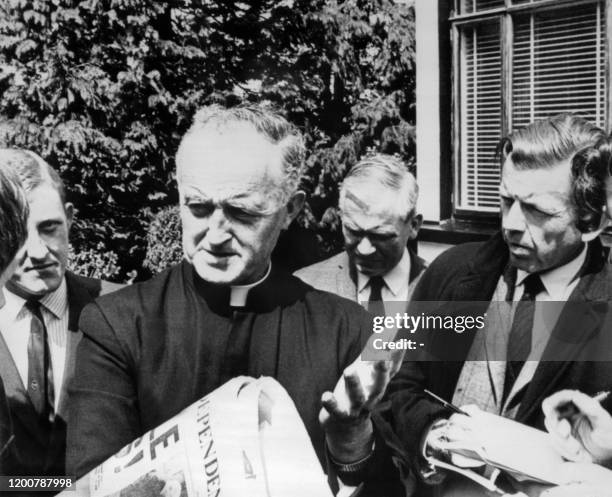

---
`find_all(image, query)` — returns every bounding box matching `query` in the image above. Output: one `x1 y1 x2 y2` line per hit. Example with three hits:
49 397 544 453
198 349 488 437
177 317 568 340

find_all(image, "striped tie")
503 273 544 405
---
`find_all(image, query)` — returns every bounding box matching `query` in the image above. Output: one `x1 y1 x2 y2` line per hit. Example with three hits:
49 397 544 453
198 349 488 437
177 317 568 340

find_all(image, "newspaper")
62 377 332 497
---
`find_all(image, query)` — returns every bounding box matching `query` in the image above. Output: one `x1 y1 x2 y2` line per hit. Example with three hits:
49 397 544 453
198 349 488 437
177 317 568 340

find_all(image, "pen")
556 391 610 421
424 389 471 417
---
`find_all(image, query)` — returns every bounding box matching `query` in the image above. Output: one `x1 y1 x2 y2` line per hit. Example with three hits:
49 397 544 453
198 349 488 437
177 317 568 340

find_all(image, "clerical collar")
230 263 272 307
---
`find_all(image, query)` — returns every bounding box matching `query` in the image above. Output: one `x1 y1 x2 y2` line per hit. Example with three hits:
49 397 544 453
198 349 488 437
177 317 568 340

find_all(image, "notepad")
428 410 567 487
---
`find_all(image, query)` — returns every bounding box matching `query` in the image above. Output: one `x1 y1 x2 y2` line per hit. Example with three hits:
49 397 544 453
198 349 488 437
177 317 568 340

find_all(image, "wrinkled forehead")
341 180 410 219
177 123 285 183
177 125 288 206
501 157 573 202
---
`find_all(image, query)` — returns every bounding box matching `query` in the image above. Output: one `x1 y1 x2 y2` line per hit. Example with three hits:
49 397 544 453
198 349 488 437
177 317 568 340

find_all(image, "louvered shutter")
512 4 605 130
458 21 503 212
460 0 505 14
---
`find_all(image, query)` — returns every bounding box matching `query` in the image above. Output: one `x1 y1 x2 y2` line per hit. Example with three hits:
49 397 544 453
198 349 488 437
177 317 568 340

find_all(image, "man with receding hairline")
296 153 426 308
67 106 401 496
0 149 122 479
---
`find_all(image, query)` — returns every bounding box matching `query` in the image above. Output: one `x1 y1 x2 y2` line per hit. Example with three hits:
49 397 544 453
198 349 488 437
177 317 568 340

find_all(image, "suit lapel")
517 303 604 422
408 249 427 283
55 329 81 418
517 240 610 422
55 273 94 418
336 253 359 301
431 233 509 384
0 333 48 446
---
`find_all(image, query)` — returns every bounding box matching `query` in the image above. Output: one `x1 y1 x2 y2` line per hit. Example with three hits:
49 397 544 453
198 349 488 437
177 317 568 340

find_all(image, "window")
452 0 607 214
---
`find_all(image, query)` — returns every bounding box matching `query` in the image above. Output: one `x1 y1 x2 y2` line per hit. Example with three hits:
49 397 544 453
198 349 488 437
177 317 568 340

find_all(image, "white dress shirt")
356 248 412 308
511 244 587 361
514 243 587 302
0 278 69 411
503 244 588 408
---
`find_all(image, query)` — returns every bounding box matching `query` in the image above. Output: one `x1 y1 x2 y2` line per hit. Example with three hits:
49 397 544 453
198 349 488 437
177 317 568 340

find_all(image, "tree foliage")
0 0 415 278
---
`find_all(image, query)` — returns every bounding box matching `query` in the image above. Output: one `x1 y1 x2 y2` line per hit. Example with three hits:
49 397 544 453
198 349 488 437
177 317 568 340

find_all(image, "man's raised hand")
319 349 404 463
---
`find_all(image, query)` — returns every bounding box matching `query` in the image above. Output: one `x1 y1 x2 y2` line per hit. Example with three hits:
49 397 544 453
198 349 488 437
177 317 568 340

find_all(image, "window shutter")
460 0 505 14
459 21 503 212
512 4 605 130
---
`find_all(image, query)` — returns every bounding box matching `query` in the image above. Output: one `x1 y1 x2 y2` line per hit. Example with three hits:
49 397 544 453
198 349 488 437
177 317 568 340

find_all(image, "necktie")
25 300 54 422
367 275 386 317
503 273 545 404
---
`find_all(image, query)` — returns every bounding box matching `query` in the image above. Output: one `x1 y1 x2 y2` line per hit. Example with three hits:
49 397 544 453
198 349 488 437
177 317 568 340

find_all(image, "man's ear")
283 190 306 229
581 208 609 242
64 202 74 229
408 213 423 240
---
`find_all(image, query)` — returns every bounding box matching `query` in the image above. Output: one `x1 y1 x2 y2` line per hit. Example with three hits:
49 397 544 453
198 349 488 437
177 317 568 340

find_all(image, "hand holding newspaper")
60 377 332 497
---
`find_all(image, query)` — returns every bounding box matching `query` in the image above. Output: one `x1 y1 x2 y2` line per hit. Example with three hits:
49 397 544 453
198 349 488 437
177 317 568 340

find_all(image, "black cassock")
67 260 372 478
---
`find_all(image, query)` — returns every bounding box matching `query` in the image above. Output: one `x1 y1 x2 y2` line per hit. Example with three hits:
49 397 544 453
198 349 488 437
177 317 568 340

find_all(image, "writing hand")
542 390 612 465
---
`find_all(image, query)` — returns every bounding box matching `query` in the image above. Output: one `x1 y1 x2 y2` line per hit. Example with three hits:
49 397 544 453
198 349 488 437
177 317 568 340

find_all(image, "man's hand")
542 390 612 465
424 405 483 467
319 350 403 463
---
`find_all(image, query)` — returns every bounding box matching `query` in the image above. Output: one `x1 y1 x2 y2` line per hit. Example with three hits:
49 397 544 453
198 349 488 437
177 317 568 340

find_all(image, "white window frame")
450 0 611 217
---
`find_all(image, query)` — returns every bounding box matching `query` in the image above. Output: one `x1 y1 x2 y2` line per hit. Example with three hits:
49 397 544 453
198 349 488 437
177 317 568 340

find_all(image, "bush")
143 205 182 274
0 0 415 279
68 243 120 280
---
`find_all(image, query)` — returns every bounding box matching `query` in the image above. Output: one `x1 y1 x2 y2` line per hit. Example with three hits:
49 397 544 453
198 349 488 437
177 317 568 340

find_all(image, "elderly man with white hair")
66 105 402 496
296 153 426 309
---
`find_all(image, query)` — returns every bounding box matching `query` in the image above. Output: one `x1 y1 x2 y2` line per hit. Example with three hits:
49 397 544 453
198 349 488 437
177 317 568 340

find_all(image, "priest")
66 105 388 489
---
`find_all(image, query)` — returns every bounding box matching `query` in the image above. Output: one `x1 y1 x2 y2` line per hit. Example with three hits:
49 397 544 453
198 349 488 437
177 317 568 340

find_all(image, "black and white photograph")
1 0 612 496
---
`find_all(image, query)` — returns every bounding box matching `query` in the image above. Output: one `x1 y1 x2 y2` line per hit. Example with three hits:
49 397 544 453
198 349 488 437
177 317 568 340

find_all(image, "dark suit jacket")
294 249 428 303
67 262 377 481
0 378 12 476
385 232 612 493
0 272 122 478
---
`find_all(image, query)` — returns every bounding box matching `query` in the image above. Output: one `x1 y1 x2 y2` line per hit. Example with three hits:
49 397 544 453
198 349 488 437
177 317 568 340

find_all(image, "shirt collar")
356 248 411 296
1 288 26 323
1 277 68 320
516 244 587 298
40 278 68 319
230 263 271 307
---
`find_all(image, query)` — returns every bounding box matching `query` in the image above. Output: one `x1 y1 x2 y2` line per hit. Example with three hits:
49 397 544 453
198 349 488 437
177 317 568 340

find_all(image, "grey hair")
339 153 418 219
176 104 306 201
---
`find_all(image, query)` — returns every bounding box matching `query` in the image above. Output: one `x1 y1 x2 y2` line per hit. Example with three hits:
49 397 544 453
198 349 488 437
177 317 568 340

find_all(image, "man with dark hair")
296 153 426 306
0 166 28 476
0 167 28 292
0 149 122 479
326 113 612 496
66 105 399 495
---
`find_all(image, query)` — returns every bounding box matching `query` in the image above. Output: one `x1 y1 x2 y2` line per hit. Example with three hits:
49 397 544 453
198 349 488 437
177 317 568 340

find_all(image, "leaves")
0 0 415 278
